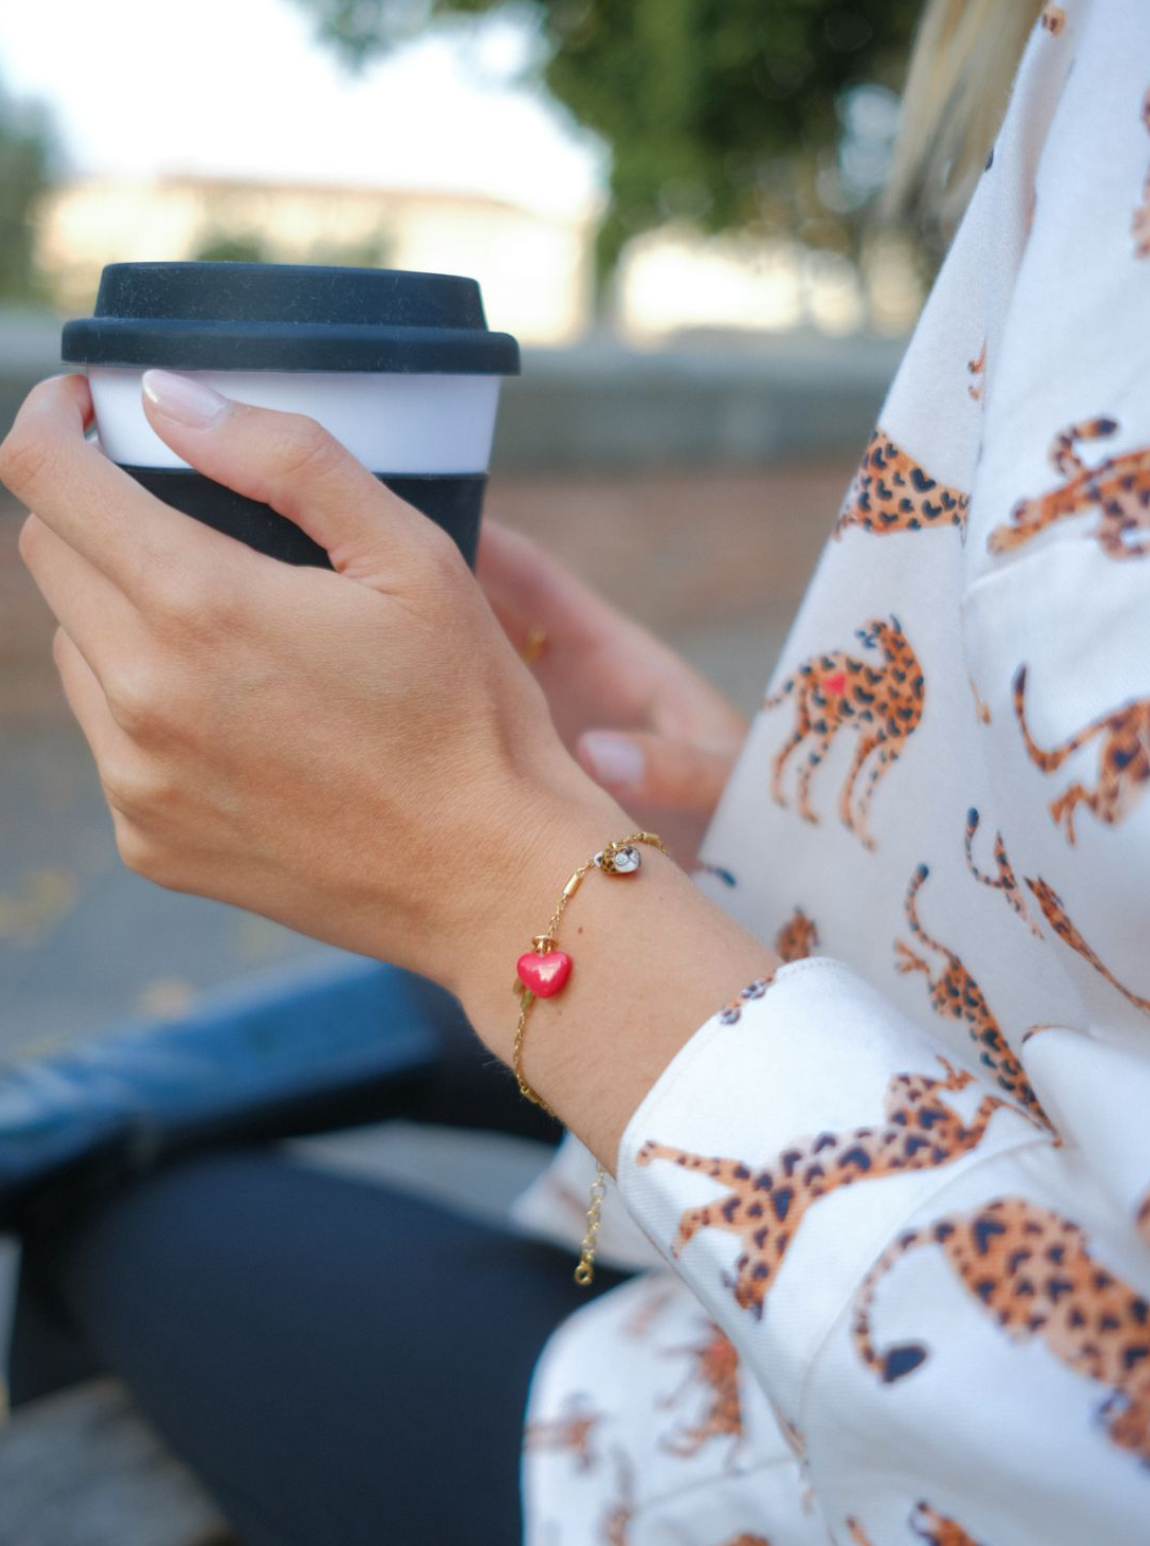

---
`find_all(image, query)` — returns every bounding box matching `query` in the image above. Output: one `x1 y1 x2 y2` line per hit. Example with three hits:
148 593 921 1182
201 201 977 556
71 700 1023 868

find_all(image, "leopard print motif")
635 1055 1015 1320
778 1409 806 1460
964 808 1043 937
896 862 1050 1125
848 1502 987 1546
1026 876 1150 1015
1134 87 1150 258
1041 3 1065 33
1013 665 1150 844
852 1197 1150 1466
912 1509 986 1546
967 341 987 403
714 1537 770 1546
659 1321 745 1463
621 1284 676 1340
523 1398 605 1473
601 1449 635 1546
697 862 738 888
834 430 970 540
764 616 925 851
986 417 1150 559
774 907 819 963
1137 1191 1150 1249
968 673 992 724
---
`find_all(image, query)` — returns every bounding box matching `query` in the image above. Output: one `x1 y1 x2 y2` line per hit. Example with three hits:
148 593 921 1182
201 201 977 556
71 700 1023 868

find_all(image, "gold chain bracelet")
512 831 668 1287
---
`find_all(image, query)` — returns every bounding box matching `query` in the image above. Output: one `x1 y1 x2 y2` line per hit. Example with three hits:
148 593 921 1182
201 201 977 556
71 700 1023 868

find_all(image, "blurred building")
32 172 921 348
615 224 925 344
34 173 596 345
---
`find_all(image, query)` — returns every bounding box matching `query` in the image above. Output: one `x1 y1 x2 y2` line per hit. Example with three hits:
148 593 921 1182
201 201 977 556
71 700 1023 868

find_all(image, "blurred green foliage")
301 231 396 268
192 221 393 270
292 0 923 280
192 230 271 264
0 77 59 305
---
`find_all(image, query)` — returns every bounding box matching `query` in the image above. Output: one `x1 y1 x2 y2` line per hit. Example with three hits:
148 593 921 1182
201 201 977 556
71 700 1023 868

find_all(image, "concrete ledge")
497 336 899 469
1 310 898 471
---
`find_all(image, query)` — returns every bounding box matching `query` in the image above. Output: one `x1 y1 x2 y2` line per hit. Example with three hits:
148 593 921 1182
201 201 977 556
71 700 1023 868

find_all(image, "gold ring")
519 626 549 668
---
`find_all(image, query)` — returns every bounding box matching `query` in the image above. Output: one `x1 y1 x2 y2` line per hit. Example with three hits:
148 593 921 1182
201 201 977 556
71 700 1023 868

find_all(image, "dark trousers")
7 988 633 1545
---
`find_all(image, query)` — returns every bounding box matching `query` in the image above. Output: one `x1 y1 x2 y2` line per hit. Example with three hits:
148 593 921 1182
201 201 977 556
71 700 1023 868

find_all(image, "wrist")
431 758 631 1020
439 764 781 1171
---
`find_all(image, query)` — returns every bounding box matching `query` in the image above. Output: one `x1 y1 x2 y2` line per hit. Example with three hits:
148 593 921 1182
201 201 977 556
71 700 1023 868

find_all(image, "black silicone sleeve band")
120 466 488 570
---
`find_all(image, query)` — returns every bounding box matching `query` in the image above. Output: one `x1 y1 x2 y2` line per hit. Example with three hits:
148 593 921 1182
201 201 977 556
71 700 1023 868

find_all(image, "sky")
0 0 605 220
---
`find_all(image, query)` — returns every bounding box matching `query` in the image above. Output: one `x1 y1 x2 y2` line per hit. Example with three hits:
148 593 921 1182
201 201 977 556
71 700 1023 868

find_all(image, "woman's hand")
2 371 779 1168
0 372 623 998
478 521 748 866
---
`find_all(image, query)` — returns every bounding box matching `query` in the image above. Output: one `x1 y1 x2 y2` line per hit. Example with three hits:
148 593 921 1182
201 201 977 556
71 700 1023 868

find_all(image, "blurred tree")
290 0 924 286
192 230 270 263
304 230 395 268
0 77 60 305
191 226 395 269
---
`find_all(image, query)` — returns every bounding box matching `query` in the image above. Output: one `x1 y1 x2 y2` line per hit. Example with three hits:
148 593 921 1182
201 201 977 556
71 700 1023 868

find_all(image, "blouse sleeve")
616 5 1150 1541
615 958 1150 1540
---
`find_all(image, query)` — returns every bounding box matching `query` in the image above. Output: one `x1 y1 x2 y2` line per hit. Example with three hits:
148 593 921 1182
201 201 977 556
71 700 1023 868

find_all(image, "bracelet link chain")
512 830 668 1286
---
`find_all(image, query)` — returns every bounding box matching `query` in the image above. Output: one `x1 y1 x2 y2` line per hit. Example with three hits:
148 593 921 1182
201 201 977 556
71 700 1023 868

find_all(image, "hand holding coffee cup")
61 261 520 569
1 368 623 1004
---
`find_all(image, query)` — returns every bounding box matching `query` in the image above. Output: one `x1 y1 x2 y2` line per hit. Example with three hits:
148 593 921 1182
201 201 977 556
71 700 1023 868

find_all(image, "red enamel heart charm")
517 950 573 998
821 670 847 697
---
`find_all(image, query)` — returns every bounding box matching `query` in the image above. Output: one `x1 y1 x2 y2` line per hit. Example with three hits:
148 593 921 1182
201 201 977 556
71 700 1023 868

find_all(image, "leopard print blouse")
514 4 1150 1542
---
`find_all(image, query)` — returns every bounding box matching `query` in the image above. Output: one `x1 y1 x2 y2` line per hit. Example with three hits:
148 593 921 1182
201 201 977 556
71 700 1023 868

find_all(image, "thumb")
140 369 431 576
576 730 737 816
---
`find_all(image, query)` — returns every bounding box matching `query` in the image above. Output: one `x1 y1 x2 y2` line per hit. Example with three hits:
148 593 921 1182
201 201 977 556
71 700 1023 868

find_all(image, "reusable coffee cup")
61 261 521 570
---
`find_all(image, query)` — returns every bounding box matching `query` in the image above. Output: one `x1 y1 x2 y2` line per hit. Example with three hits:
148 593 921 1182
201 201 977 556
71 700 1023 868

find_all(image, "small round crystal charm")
595 843 641 875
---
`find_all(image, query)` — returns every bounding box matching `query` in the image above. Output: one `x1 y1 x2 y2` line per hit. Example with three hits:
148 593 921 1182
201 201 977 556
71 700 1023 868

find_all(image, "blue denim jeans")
7 969 632 1545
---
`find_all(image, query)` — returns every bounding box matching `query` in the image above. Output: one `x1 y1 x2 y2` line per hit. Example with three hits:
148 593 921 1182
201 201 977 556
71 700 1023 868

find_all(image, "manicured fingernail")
581 732 645 791
142 369 229 427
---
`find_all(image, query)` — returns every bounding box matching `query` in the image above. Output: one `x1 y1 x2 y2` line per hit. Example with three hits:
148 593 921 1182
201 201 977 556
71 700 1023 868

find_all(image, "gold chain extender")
512 832 668 1287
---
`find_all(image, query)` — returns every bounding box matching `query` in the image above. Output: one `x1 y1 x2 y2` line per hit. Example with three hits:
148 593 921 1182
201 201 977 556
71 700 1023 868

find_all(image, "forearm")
448 776 780 1173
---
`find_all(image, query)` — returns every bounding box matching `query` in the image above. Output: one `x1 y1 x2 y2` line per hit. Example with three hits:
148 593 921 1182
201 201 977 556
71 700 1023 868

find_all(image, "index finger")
0 373 239 602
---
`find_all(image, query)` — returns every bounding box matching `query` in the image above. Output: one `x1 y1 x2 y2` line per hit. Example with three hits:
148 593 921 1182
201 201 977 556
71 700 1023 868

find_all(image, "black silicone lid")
61 262 520 375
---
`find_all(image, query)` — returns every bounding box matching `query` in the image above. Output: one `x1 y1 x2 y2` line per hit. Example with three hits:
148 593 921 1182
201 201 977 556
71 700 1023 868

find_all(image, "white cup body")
88 367 503 475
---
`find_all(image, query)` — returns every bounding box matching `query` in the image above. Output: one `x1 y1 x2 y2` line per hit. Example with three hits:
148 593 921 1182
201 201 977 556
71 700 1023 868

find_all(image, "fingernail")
142 370 229 427
581 732 645 791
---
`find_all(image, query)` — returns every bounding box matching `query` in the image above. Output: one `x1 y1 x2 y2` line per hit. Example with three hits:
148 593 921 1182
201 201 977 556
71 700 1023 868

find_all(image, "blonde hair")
884 0 1047 229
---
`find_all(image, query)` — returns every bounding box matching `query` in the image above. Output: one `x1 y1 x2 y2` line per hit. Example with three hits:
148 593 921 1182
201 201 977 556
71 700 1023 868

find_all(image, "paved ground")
0 460 850 1065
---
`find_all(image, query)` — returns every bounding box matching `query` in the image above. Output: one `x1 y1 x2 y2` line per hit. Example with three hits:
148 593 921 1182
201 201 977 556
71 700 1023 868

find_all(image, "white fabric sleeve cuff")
615 956 1047 1418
